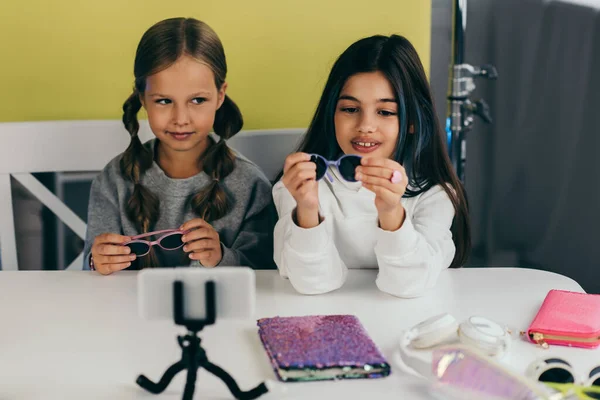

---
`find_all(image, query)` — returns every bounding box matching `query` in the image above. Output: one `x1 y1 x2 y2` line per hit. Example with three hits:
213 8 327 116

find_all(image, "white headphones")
396 313 512 379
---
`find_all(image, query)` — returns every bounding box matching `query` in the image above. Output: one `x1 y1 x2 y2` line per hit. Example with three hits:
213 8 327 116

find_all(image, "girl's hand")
356 158 408 231
91 233 135 275
281 152 321 228
282 152 319 210
180 219 223 267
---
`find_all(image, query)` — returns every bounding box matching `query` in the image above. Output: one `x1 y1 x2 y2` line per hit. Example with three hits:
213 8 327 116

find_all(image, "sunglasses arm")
326 171 334 183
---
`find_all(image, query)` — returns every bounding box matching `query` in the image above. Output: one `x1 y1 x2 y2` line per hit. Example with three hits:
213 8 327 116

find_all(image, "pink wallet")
527 289 600 349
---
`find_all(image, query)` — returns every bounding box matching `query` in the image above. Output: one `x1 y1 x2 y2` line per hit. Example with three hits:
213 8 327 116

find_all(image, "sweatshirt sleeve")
82 168 124 270
272 181 348 294
215 175 277 270
374 185 456 298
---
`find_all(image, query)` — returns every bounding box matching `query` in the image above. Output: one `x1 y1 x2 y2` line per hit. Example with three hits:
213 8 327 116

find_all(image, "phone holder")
136 280 270 400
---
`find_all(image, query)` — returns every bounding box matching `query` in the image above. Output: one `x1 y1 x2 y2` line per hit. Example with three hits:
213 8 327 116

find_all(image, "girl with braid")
83 18 275 274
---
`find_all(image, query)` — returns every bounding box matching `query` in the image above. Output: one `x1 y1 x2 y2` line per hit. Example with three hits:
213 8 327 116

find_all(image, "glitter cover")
257 315 391 382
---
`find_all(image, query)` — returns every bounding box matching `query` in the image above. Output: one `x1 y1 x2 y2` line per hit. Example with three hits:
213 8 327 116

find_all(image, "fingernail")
127 262 131 267
355 173 363 181
181 235 187 242
183 246 188 252
125 247 131 254
189 253 194 259
130 255 136 260
356 166 362 173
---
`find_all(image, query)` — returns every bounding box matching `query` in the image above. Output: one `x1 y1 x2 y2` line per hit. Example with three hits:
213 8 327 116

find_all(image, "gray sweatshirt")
82 139 276 270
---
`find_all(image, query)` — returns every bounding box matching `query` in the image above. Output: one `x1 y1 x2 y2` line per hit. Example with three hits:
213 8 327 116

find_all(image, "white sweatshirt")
273 166 456 298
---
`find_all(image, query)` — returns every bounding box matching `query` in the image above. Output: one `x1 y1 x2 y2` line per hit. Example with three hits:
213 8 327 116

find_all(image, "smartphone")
137 267 255 321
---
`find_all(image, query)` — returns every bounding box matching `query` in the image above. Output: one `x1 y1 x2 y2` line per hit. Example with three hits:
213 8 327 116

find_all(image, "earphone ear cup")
396 330 435 379
458 316 510 358
408 313 459 349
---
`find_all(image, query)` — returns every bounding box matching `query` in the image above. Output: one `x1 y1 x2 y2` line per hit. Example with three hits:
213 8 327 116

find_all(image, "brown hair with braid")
120 18 243 268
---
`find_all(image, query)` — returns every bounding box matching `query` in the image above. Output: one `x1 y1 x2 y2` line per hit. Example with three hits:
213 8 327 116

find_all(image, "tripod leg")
182 364 198 400
203 361 269 400
137 360 186 394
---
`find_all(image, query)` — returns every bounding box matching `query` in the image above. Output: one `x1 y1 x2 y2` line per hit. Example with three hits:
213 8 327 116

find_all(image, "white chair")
227 128 304 181
0 120 304 271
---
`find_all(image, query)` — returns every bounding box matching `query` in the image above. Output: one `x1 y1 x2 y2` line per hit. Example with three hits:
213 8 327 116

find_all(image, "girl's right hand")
282 153 321 228
282 152 319 210
91 233 136 275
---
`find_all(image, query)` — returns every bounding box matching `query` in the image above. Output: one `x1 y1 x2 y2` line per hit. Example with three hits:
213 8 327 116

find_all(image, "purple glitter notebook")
257 315 391 382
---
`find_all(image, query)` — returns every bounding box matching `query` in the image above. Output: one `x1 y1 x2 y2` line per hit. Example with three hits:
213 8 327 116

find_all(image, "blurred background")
430 0 600 293
1 0 599 292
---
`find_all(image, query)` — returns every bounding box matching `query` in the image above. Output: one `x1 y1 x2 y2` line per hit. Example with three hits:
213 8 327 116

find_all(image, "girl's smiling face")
334 71 399 159
142 55 226 155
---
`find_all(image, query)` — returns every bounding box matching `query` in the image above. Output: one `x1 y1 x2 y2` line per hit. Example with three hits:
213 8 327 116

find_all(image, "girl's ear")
217 82 228 110
139 92 147 110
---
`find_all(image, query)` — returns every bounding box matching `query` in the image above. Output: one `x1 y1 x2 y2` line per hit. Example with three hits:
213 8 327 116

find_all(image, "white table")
0 268 596 400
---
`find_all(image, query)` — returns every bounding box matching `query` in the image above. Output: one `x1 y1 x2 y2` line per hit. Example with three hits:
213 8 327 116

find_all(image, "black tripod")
136 280 269 400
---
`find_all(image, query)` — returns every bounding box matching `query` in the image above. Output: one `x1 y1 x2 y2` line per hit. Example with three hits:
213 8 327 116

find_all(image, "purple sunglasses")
123 229 189 257
309 154 362 183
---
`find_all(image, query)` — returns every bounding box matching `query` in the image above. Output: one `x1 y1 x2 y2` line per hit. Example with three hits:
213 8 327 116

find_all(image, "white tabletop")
0 268 595 400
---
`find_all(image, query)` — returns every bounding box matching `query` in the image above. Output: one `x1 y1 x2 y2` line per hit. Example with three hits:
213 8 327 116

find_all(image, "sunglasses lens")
160 233 184 250
583 390 600 400
310 155 328 180
338 155 361 182
126 242 150 256
583 367 600 399
538 367 574 384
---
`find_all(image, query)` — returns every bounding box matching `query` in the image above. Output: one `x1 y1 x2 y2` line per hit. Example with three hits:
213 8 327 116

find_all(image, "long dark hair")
293 34 470 268
120 18 243 268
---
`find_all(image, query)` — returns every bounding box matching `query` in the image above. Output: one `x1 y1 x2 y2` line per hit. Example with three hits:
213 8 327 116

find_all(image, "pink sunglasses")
123 229 189 257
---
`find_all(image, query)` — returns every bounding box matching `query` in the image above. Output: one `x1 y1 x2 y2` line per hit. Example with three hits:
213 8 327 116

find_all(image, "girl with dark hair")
274 35 471 297
84 18 274 274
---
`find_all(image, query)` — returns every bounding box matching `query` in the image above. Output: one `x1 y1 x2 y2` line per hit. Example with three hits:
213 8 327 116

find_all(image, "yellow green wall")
0 1 431 128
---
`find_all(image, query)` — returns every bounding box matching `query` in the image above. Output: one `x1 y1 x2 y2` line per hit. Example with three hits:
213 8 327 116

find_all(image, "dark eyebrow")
338 95 360 102
338 95 397 103
148 92 211 98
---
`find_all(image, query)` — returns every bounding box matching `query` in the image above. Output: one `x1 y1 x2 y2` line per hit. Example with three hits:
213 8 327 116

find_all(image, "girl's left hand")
180 219 223 267
355 158 408 230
